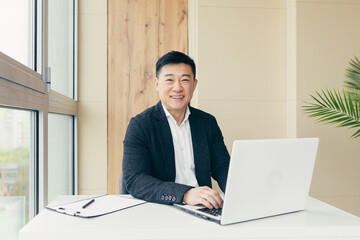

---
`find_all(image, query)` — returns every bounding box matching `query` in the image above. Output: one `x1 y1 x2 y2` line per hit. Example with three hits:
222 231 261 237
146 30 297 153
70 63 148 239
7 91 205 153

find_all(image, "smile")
171 96 185 99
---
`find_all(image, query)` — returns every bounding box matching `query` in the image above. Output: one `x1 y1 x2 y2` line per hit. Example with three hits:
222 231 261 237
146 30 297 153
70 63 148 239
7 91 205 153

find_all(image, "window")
0 108 34 239
48 0 75 98
47 0 77 203
0 1 78 239
0 0 34 68
48 113 74 203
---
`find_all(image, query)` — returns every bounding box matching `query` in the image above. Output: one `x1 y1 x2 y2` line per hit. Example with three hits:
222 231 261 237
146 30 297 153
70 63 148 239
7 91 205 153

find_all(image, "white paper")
46 195 146 218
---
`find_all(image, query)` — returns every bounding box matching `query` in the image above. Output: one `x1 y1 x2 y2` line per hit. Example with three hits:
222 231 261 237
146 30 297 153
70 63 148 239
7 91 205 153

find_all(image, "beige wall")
296 0 360 216
191 0 287 152
78 0 108 195
190 0 360 216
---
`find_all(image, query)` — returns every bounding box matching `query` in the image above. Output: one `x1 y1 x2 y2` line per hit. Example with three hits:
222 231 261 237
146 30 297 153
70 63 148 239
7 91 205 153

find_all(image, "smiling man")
122 51 230 209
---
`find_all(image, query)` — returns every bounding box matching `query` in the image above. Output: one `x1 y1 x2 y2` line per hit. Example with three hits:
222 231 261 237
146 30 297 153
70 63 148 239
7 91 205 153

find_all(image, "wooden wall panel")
108 0 188 194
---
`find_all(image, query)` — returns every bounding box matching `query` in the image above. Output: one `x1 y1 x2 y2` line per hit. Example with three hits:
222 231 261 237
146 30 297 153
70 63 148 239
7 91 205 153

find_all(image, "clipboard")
46 195 146 218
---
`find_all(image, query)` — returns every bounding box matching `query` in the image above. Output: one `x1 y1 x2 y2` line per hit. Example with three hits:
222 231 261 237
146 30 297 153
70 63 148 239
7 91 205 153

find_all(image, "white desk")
20 196 360 240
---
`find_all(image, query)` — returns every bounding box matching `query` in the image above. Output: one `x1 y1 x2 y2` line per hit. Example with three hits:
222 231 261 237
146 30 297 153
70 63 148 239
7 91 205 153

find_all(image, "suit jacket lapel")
189 109 209 186
154 102 176 181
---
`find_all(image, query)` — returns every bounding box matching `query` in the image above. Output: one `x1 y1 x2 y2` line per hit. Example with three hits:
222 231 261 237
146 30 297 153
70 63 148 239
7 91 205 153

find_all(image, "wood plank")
0 52 45 94
49 91 78 115
0 78 48 111
107 0 188 194
159 0 188 54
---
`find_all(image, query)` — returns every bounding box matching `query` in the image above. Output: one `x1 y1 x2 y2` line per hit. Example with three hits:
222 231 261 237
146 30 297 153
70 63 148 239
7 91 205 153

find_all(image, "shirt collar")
161 103 191 126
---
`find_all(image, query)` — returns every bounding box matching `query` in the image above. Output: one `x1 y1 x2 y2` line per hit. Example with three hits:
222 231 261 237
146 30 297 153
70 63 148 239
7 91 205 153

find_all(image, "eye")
166 79 173 82
181 79 190 82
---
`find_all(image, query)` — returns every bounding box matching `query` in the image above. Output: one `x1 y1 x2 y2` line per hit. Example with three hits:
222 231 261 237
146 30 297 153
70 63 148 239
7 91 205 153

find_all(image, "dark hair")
156 51 196 78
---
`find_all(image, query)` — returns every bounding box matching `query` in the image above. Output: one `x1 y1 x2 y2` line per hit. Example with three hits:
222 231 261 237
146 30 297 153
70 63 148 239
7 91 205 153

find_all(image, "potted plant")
303 57 360 138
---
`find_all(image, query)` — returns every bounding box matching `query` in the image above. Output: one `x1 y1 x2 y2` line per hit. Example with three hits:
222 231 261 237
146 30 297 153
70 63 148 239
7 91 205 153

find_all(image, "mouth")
170 96 185 100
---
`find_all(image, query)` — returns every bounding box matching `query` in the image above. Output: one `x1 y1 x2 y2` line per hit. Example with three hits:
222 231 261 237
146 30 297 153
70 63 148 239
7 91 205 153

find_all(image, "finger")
208 193 223 209
212 193 223 208
198 191 221 209
200 198 213 209
202 189 223 207
205 195 220 209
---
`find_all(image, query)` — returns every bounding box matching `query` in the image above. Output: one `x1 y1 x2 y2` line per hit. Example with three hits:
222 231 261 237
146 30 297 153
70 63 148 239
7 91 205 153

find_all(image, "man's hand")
183 186 223 209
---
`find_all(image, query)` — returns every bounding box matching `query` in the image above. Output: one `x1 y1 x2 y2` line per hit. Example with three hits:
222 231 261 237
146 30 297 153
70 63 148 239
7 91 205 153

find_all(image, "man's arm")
122 117 192 204
209 116 230 192
182 115 230 209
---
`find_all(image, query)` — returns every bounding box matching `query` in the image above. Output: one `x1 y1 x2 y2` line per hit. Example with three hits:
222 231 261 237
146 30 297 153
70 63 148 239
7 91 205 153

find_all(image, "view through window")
0 0 33 68
0 108 34 239
48 113 74 203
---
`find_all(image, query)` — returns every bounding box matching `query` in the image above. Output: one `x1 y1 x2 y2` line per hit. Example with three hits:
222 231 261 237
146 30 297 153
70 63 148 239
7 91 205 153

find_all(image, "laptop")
174 138 319 225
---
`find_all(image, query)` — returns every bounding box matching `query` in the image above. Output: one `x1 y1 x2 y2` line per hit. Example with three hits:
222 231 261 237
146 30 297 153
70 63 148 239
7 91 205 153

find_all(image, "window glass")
48 0 74 98
0 108 33 240
0 0 33 68
48 113 73 203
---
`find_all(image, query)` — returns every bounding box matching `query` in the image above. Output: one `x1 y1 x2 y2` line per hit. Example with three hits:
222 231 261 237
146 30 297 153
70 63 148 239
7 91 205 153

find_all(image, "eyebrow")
164 73 191 77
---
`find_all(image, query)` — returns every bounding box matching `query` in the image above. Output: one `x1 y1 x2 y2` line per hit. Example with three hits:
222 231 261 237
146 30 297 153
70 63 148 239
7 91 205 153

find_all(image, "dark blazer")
122 101 230 205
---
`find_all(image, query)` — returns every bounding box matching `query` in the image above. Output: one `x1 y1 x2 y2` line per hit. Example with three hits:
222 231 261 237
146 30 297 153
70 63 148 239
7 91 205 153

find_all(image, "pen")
82 199 95 209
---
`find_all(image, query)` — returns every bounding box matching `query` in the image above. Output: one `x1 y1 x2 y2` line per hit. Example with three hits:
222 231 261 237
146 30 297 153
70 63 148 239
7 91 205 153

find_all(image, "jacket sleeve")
122 117 193 204
209 116 230 192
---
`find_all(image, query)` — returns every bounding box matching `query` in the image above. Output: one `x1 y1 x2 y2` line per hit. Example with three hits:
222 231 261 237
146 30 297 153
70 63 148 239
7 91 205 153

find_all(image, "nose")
173 80 183 91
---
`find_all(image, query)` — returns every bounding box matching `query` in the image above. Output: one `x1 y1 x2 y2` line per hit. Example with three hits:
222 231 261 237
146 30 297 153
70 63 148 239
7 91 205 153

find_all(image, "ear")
194 78 198 90
154 78 159 91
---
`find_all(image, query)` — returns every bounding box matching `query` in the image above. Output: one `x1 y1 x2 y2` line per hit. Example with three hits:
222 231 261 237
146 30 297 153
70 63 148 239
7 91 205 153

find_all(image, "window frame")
0 0 78 216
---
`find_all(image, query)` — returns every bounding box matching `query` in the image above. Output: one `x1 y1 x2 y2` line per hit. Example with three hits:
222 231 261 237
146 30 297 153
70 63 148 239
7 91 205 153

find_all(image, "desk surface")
20 196 360 240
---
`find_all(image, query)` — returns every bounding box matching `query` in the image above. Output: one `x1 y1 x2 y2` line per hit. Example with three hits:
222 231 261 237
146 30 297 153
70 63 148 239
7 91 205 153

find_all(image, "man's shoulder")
189 105 216 120
132 102 163 122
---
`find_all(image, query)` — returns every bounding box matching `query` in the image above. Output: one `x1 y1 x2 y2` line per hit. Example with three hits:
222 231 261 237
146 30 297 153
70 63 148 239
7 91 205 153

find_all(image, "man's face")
154 63 197 117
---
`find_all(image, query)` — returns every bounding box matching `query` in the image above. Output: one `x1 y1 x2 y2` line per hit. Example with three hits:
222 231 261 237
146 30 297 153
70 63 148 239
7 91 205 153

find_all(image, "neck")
169 110 185 126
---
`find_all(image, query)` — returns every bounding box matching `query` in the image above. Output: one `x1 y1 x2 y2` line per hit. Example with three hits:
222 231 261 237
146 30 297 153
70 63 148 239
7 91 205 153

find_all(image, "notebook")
174 138 319 225
47 195 146 218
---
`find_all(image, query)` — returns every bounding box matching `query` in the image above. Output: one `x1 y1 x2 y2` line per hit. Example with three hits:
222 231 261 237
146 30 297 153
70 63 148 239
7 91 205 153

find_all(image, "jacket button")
172 197 176 202
161 196 164 200
165 196 168 200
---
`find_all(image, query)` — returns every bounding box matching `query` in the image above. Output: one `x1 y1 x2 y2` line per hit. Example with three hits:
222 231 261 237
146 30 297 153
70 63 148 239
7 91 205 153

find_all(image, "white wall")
190 0 360 216
78 0 108 195
296 0 360 216
193 0 287 151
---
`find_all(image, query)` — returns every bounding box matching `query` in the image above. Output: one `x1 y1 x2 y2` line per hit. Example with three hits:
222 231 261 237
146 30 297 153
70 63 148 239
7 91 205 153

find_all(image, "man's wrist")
182 187 192 205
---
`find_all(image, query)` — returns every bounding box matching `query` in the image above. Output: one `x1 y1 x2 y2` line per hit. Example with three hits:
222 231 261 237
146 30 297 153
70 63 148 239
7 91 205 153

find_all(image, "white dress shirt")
162 104 199 187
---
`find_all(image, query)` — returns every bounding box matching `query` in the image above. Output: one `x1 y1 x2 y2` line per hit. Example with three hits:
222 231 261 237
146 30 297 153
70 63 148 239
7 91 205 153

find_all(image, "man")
122 51 230 209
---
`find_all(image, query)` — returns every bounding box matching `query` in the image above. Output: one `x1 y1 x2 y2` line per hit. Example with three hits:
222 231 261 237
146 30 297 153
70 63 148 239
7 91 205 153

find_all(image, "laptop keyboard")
197 207 222 216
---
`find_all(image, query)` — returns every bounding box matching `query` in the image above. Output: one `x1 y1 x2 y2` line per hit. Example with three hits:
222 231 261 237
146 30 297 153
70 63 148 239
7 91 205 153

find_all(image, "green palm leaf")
345 56 360 91
303 89 360 138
